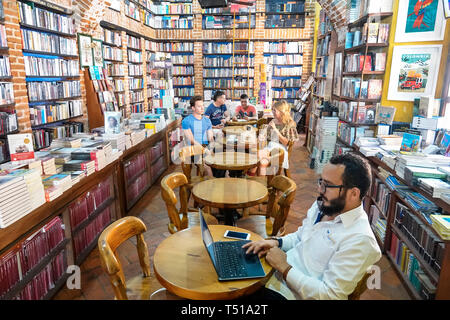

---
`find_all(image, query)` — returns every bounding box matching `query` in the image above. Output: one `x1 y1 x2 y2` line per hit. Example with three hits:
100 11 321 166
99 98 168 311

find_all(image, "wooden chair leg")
284 168 291 178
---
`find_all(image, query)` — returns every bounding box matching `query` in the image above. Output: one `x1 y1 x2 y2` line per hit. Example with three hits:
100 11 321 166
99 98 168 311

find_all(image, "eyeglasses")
317 178 345 193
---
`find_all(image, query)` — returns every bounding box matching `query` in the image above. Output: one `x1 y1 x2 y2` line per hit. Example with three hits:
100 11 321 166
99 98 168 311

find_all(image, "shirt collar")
334 204 365 228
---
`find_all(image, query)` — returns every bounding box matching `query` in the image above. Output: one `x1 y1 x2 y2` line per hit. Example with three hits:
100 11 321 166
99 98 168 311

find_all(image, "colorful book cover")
368 79 382 99
400 132 422 152
7 133 35 162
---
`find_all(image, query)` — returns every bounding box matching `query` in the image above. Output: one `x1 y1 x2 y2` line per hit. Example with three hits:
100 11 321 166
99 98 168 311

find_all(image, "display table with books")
0 119 180 300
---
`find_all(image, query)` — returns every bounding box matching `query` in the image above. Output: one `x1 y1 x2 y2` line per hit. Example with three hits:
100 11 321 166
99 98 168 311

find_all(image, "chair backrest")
179 145 206 183
265 175 297 236
348 272 371 300
287 140 294 162
98 216 151 300
160 172 190 234
267 147 285 177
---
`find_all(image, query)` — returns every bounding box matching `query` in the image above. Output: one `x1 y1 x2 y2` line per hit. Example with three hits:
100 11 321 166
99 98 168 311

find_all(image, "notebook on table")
199 210 266 281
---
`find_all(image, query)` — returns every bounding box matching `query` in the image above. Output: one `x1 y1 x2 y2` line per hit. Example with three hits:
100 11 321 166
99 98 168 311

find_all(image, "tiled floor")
54 135 411 300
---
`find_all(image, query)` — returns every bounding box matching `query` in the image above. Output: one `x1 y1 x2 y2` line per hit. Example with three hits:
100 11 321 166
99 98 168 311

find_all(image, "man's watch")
266 237 282 248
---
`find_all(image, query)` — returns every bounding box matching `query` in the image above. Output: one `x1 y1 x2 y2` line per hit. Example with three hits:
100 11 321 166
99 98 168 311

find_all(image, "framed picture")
332 52 342 97
92 39 104 67
444 0 450 18
105 111 122 134
78 33 93 67
387 45 442 101
395 0 445 42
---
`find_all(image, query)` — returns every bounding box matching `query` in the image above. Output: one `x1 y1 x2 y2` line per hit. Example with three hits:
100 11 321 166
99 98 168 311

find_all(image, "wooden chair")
238 175 297 238
348 272 371 300
249 146 285 187
179 144 208 185
283 140 294 178
161 172 218 234
98 216 153 300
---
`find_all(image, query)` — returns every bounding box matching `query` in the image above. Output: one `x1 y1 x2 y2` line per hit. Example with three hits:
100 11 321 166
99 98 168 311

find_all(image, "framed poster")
395 0 445 42
332 52 342 97
444 0 450 18
387 45 442 101
77 33 93 67
92 39 104 67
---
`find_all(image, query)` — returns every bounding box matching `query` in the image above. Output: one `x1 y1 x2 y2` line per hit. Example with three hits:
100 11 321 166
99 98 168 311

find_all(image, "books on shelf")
418 178 450 198
430 215 450 240
27 81 81 102
21 29 77 56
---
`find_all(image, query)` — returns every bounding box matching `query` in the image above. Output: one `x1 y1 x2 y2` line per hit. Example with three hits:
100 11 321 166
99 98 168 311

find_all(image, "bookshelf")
158 42 194 106
265 0 306 29
17 0 83 150
264 41 304 106
103 27 127 116
0 0 18 164
147 41 174 111
125 0 194 29
202 5 255 30
127 33 144 114
203 41 254 101
359 150 450 300
331 12 392 146
0 161 120 300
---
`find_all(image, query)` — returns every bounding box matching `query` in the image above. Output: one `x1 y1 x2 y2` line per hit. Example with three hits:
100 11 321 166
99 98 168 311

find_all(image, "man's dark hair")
329 153 372 200
240 94 248 99
190 95 203 108
213 90 225 101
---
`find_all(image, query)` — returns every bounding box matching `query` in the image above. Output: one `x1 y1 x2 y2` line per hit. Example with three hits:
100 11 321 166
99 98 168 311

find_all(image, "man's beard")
317 191 346 216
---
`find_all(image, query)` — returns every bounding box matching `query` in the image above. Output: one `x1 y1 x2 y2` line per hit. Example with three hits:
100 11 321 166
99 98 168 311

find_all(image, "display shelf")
386 251 422 300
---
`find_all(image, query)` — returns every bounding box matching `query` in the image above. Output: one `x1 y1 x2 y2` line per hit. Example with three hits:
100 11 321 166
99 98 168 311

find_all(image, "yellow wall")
381 0 450 122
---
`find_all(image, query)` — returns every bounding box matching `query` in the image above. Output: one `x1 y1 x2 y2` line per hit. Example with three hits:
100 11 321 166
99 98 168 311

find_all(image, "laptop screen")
199 209 217 266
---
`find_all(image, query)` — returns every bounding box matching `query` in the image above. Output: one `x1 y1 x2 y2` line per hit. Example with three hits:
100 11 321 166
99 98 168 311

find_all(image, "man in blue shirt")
182 95 214 176
204 90 230 129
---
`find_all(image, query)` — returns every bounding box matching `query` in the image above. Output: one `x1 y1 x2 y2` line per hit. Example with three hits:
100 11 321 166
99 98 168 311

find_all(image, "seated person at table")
181 95 214 176
249 100 298 176
243 153 382 300
233 94 257 120
204 90 230 130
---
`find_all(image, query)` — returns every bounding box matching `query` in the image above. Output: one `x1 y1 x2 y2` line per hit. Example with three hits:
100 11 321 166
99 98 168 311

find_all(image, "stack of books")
40 157 57 176
5 168 46 211
42 173 72 194
50 137 82 149
430 215 450 240
129 130 146 146
314 117 339 174
70 148 106 171
101 133 127 152
0 176 33 228
395 154 435 180
66 170 86 185
418 178 450 198
63 159 96 176
438 167 450 182
403 166 447 185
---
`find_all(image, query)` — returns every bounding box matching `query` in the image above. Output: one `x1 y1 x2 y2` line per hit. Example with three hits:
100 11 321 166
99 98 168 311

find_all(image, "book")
400 132 422 153
374 52 386 71
367 79 382 100
375 105 396 125
7 133 35 162
367 23 379 43
418 96 440 118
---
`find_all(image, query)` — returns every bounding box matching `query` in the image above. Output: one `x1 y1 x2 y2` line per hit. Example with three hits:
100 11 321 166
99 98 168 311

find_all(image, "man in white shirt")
243 153 382 300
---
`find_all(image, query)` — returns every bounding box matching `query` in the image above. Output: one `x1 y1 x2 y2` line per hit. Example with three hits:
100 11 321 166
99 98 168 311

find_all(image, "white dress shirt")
267 201 382 300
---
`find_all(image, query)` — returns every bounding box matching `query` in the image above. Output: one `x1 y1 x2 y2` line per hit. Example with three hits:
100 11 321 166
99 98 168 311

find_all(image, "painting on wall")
387 45 442 101
395 0 445 42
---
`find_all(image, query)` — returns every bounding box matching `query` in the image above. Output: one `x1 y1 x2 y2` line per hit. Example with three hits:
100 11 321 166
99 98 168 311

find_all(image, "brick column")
3 0 31 132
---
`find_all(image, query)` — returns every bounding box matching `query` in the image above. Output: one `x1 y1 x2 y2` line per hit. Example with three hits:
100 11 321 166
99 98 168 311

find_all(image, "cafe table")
225 119 258 127
204 151 258 177
192 177 268 225
153 224 273 300
222 125 257 136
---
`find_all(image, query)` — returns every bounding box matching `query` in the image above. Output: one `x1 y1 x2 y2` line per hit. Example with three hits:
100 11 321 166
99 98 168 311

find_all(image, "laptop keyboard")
215 241 250 278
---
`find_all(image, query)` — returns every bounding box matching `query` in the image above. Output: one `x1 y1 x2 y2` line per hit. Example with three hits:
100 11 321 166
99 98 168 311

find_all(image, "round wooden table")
153 225 273 300
192 177 268 225
204 152 258 172
222 125 257 136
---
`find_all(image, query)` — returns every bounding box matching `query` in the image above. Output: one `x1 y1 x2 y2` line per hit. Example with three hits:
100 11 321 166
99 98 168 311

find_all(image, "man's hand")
242 239 278 257
265 247 290 273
